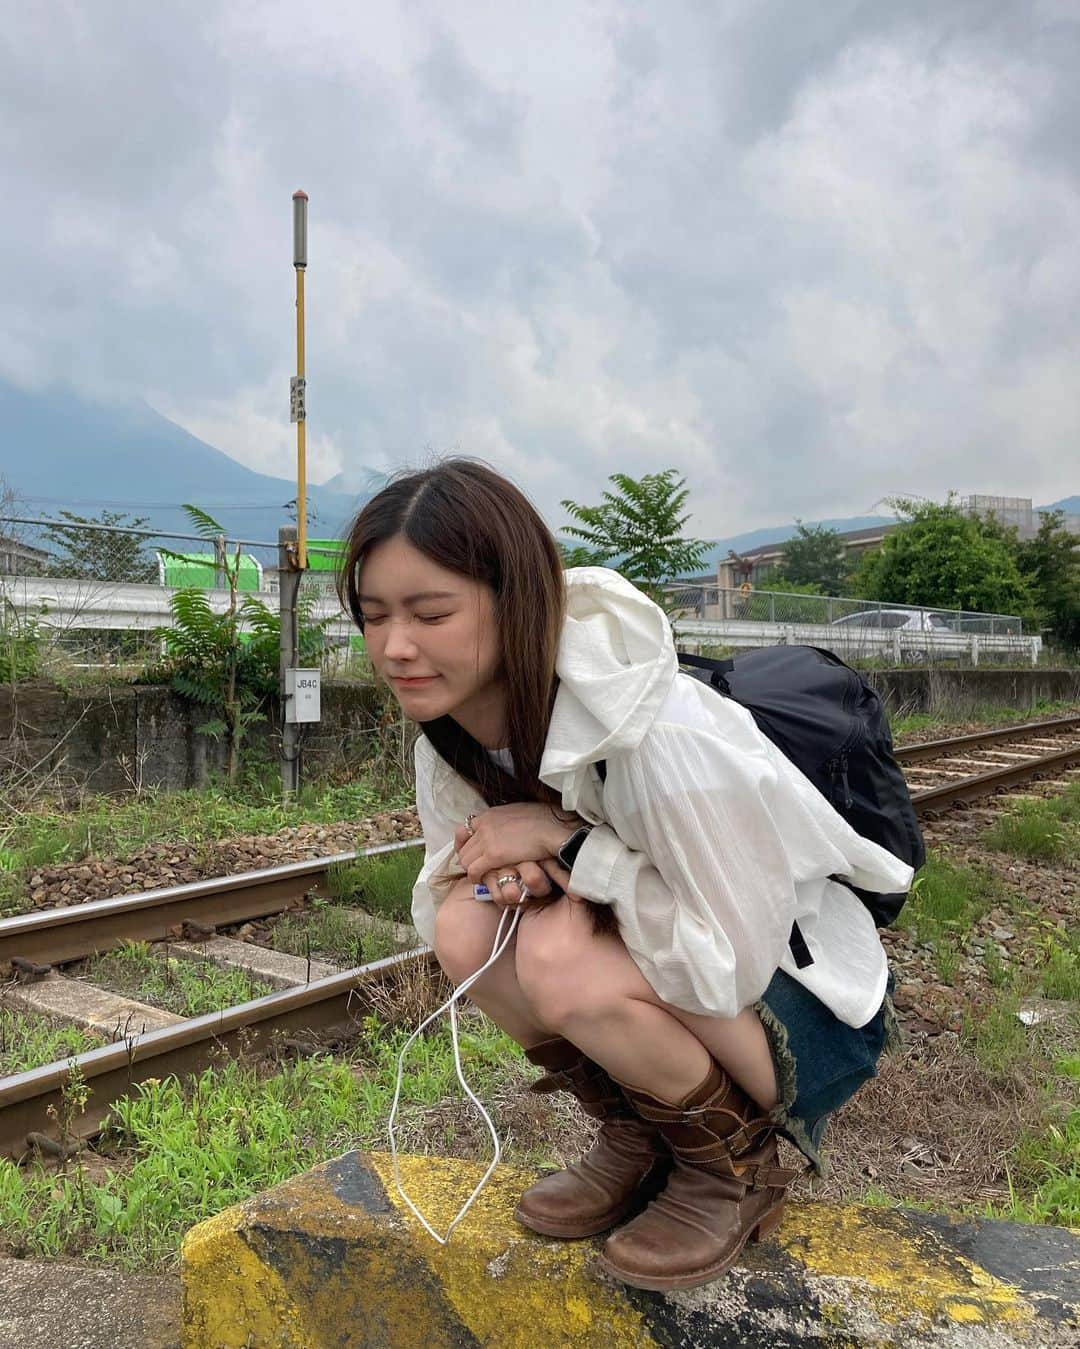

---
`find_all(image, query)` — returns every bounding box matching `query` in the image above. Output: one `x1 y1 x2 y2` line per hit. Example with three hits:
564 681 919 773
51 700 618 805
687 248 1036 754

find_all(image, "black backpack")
599 645 924 968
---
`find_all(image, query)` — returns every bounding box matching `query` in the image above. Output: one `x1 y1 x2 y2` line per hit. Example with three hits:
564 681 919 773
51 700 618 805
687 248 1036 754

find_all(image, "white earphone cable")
387 902 522 1244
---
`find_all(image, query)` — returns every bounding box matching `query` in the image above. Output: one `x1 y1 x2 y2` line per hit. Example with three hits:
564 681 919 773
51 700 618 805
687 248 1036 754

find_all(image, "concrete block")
6 973 183 1035
169 935 338 988
181 1151 1079 1348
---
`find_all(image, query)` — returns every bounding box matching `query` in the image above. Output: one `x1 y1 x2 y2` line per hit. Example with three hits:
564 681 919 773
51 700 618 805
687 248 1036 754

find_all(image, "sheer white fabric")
411 568 913 1029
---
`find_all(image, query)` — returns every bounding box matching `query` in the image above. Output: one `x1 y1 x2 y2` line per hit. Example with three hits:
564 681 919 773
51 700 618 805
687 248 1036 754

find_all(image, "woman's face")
357 534 505 745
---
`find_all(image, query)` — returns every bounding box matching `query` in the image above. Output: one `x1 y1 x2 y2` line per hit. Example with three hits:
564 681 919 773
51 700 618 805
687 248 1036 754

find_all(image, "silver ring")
464 814 477 836
496 873 520 888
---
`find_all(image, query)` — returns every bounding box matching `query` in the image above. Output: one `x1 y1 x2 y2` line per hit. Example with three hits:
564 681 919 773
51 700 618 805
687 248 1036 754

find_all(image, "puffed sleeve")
564 721 805 1018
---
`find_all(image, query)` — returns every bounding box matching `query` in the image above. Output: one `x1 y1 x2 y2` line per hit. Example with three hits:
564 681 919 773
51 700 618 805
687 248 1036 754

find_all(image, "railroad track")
2 713 1078 1161
895 713 1080 815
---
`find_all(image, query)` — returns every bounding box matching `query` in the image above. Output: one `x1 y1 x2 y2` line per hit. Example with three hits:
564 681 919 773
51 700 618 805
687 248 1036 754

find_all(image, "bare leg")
432 890 552 1048
516 898 778 1109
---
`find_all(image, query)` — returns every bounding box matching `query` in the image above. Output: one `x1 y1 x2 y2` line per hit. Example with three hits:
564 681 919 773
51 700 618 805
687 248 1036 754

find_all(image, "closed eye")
419 614 451 624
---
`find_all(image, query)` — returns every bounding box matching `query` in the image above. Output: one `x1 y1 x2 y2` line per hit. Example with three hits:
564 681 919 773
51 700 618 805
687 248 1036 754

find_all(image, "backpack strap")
676 651 735 693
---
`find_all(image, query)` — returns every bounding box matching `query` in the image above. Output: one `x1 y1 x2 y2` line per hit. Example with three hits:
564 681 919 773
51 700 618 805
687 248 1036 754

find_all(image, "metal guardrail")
673 617 1041 666
665 582 1024 635
667 584 1037 666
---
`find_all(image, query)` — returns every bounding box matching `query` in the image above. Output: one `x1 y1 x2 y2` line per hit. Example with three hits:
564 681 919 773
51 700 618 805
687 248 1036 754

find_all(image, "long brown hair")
338 457 569 815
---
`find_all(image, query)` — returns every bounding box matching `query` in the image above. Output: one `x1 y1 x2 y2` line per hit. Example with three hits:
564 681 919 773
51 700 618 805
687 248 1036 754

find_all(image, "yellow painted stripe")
181 1206 320 1349
778 1203 1033 1328
370 1152 655 1348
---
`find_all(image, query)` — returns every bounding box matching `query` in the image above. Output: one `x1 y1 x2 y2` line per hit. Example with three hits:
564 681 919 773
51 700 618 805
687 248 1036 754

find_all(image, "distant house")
716 522 899 589
0 533 50 576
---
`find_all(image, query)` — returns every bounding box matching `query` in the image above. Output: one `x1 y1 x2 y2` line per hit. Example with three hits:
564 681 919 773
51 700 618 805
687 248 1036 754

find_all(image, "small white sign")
285 667 321 722
290 376 306 423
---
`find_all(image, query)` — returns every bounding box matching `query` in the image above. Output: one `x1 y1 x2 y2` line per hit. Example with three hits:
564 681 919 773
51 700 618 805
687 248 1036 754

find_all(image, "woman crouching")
337 458 911 1292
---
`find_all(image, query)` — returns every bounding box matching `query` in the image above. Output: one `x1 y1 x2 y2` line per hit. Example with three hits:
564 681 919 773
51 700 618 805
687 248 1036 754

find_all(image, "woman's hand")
454 804 583 886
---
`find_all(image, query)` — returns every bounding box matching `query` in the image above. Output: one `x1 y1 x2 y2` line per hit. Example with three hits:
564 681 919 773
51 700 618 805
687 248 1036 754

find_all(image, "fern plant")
0 598 43 682
151 507 328 784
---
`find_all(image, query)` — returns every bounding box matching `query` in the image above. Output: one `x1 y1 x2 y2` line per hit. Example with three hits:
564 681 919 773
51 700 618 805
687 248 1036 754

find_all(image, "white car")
829 609 961 662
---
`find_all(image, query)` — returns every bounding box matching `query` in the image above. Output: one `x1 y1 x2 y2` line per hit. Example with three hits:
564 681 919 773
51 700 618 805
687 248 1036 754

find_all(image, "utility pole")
281 190 309 799
279 524 300 797
292 190 308 569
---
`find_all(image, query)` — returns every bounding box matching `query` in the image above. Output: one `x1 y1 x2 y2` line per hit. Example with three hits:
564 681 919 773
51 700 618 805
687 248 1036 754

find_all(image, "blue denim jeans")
755 966 897 1174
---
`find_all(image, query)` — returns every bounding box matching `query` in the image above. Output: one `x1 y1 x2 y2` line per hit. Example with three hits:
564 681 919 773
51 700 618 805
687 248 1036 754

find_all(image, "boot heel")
750 1202 785 1243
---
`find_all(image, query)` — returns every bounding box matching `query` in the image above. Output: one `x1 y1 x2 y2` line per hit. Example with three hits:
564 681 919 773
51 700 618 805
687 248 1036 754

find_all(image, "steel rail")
0 840 423 970
3 723 1079 1158
0 946 437 1159
911 742 1080 815
895 714 1080 765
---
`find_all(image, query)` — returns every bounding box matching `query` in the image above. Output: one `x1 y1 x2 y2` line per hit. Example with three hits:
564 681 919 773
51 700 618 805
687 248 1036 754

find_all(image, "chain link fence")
0 516 361 679
0 516 1042 675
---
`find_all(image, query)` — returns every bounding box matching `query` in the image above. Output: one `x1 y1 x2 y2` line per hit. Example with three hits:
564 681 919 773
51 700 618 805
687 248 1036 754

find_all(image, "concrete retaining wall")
2 668 1077 795
0 679 384 792
868 667 1080 715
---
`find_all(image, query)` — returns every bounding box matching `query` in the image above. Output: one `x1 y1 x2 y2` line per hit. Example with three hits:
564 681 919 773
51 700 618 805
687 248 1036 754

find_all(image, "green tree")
41 510 158 583
772 522 849 595
1016 511 1080 652
559 470 713 610
852 498 1035 617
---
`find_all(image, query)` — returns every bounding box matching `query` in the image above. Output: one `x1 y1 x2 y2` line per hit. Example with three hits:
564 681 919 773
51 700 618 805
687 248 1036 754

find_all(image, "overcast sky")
3 1 1078 536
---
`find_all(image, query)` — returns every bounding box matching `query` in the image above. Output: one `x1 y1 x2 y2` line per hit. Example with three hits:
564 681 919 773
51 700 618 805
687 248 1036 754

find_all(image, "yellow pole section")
292 189 308 571
296 264 306 569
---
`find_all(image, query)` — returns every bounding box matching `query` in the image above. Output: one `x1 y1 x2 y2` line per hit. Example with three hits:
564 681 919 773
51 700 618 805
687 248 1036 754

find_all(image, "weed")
934 944 960 985
984 802 1074 862
271 904 413 967
0 1010 105 1076
0 1010 534 1269
1040 936 1080 1001
84 941 271 1017
0 776 418 915
985 1105 1080 1227
325 849 423 924
982 941 1012 989
963 997 1029 1079
904 856 1000 948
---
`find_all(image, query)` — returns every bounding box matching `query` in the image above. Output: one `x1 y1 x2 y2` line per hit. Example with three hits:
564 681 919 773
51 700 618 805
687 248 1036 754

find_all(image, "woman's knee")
432 900 499 985
515 908 602 1027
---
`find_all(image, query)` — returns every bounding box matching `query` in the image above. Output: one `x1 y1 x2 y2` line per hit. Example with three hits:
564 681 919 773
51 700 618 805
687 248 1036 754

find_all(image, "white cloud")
1 1 1077 536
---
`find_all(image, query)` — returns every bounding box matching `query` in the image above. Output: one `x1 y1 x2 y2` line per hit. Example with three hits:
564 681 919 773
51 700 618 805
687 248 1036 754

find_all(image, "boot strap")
630 1096 773 1144
528 1067 624 1116
749 1163 803 1190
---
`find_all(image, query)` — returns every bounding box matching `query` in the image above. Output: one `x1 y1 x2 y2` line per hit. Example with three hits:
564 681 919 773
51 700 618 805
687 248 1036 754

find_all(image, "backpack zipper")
827 753 854 809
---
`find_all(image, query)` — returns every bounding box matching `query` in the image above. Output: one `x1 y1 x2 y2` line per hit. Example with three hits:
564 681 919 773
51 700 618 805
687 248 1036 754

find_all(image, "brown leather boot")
514 1038 672 1239
599 1062 801 1291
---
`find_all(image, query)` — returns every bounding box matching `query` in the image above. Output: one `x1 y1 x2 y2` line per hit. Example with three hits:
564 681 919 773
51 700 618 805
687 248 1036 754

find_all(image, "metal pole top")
293 191 308 268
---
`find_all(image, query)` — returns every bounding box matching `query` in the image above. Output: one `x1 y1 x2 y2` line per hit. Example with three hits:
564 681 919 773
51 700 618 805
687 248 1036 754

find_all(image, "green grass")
0 1013 526 1268
324 848 423 925
270 902 414 967
0 775 416 916
983 787 1080 862
84 941 272 1018
962 996 1031 1078
891 698 1077 740
1040 934 1080 1001
901 856 1001 951
986 1082 1080 1227
0 1009 105 1077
